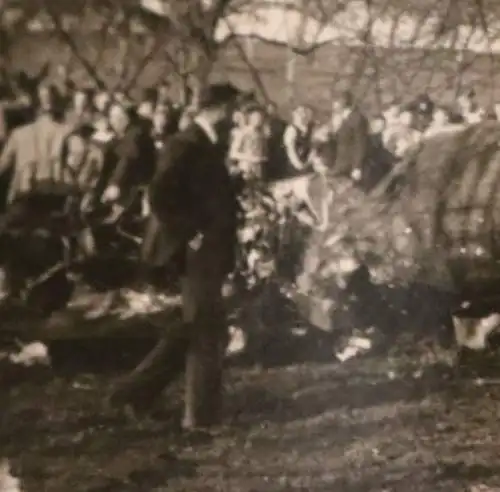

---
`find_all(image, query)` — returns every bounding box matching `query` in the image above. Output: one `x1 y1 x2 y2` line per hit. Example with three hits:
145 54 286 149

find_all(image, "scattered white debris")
290 327 308 337
453 314 500 351
336 336 372 362
0 459 23 492
8 342 50 367
350 336 372 350
412 369 423 379
226 326 247 356
118 290 175 319
351 168 362 181
84 290 181 320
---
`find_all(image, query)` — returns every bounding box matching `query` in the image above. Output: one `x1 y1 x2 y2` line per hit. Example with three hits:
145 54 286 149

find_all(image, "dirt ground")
2 343 500 492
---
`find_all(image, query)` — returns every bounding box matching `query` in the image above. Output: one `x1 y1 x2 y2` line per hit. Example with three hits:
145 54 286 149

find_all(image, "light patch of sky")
214 0 500 53
18 0 500 53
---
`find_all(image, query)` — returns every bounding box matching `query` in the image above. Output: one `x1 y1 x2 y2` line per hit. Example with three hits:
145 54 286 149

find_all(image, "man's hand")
102 185 120 203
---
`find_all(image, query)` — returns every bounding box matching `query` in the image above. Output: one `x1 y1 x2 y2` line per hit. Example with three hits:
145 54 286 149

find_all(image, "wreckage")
290 121 500 336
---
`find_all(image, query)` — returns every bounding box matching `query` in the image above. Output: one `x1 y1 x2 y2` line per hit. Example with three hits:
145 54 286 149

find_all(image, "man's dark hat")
199 82 241 108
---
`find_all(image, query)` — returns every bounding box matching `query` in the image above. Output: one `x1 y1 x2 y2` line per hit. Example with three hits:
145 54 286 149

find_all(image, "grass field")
3 32 500 492
3 344 500 492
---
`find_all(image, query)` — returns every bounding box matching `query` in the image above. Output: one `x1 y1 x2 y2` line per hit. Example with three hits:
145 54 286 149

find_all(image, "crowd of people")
0 65 494 195
1 61 499 428
0 63 497 300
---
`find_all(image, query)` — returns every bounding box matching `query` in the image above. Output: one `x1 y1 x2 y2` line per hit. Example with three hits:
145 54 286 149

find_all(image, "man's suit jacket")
333 107 371 177
0 114 72 203
146 123 238 276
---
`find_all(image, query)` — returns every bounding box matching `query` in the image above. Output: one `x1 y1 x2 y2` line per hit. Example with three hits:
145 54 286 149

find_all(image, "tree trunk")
286 50 296 103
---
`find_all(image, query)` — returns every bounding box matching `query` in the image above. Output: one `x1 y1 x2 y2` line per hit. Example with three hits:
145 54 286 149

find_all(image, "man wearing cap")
109 82 241 430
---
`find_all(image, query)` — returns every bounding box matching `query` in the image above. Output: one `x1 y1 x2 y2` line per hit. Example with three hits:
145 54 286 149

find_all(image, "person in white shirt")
282 105 314 176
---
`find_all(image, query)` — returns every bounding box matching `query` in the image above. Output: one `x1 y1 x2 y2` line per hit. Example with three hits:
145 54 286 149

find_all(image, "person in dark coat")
330 91 371 180
109 82 241 430
101 102 156 211
262 102 288 182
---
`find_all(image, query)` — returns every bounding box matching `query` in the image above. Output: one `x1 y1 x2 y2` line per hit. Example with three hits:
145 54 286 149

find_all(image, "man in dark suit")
109 83 241 430
330 91 371 181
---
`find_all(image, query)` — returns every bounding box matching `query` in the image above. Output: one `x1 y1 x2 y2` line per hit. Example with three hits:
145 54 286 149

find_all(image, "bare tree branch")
43 1 106 88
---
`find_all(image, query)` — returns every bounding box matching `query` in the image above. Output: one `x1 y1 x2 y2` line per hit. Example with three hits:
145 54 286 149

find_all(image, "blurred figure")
157 81 171 107
330 90 356 133
91 91 113 144
283 104 314 177
178 106 197 131
94 91 111 115
369 115 385 136
0 84 71 205
330 91 371 181
138 88 157 120
458 88 484 124
66 88 94 130
53 64 74 102
0 84 73 298
101 102 156 208
113 92 128 105
262 101 288 182
392 109 421 157
382 104 401 127
228 109 246 174
228 105 268 180
61 126 103 200
151 104 172 150
410 93 435 132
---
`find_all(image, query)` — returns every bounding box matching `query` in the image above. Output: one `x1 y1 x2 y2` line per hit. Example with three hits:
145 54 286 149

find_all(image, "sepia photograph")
1 0 500 490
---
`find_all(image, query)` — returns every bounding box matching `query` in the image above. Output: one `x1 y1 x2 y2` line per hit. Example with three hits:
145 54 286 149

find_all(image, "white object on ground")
453 314 500 351
336 336 373 362
8 342 50 367
226 326 247 356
